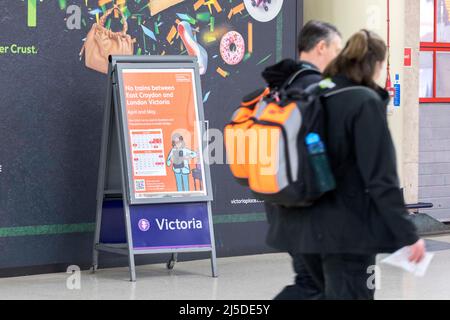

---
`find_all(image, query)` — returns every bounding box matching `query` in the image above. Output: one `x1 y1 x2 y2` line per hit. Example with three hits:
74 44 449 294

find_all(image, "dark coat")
262 59 322 92
265 74 419 255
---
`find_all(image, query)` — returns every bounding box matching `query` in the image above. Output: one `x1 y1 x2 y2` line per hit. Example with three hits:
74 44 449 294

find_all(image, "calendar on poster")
130 129 166 177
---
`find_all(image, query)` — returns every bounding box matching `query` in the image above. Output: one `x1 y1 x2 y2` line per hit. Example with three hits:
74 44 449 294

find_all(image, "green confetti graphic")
27 0 37 27
276 11 283 62
58 0 67 10
257 54 272 66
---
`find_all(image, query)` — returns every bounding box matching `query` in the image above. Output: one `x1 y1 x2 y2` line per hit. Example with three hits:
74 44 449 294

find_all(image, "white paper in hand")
381 247 434 277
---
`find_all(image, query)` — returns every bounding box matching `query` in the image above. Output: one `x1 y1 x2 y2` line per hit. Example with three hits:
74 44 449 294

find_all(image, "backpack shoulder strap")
282 67 321 90
241 87 270 107
323 86 375 99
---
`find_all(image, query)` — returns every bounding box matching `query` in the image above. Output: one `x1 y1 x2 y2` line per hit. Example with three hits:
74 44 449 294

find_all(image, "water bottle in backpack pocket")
305 133 336 193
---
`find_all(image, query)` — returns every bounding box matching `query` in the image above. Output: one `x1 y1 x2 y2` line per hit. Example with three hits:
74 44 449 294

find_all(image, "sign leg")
210 248 218 278
92 217 101 272
207 202 218 278
93 71 114 274
123 204 137 282
128 251 137 282
92 200 103 273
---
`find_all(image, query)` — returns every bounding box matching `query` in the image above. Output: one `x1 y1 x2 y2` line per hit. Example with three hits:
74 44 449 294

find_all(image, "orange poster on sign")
121 69 206 199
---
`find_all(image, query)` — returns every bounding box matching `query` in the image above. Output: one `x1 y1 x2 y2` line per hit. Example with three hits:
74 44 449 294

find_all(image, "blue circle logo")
138 219 150 232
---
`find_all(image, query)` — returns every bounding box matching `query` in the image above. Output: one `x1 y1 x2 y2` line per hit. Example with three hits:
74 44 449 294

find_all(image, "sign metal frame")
92 56 218 282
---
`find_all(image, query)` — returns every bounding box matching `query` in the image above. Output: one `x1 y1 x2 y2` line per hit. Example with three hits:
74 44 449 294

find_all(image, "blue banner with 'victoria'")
129 202 212 250
100 201 213 250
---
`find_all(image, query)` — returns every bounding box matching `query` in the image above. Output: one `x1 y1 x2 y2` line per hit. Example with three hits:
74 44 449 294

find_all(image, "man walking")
263 20 343 300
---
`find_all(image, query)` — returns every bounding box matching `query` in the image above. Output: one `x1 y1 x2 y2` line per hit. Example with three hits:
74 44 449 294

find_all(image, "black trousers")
274 254 323 300
300 254 377 300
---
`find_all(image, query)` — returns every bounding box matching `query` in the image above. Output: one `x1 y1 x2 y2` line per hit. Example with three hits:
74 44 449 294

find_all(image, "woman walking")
273 29 426 300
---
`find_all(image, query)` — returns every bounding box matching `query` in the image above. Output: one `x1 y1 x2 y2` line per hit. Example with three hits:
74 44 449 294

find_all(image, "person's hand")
409 239 426 263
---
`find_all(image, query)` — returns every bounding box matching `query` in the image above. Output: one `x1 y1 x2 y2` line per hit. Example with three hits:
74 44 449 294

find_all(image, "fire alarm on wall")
404 48 412 67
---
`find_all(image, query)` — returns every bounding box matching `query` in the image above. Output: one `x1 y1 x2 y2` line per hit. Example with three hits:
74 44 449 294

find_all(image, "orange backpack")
224 87 270 186
225 76 337 207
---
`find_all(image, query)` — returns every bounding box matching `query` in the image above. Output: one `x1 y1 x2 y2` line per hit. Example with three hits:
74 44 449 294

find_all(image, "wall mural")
0 0 299 269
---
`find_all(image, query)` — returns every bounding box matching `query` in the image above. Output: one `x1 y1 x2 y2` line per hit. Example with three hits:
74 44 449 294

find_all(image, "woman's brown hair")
324 29 387 89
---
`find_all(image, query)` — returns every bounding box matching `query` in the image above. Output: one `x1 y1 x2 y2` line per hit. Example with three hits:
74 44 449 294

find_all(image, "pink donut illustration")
220 31 246 66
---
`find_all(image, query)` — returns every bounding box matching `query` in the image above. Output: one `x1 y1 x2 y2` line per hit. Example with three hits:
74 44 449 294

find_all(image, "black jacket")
262 59 322 92
265 74 419 255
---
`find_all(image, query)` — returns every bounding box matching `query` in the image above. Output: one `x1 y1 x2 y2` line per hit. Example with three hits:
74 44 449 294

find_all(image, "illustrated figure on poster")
166 133 198 192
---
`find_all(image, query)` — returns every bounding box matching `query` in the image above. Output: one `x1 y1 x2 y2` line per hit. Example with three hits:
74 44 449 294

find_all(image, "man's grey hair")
298 20 342 53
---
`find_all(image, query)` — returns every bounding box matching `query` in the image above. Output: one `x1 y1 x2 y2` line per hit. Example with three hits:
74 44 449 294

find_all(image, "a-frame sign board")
93 56 217 282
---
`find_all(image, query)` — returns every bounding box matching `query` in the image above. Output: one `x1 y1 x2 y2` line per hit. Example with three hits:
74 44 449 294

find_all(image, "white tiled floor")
1 236 450 300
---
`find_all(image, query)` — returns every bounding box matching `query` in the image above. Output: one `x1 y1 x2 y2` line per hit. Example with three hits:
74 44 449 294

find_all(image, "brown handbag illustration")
80 5 135 74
